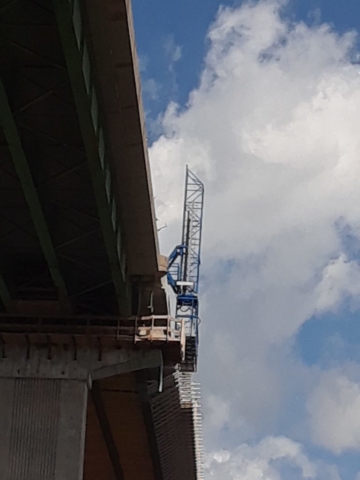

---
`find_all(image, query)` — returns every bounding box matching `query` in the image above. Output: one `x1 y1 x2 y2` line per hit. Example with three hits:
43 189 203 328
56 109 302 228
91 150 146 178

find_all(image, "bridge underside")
85 372 160 480
85 371 200 480
0 0 201 478
1 0 113 314
0 0 162 316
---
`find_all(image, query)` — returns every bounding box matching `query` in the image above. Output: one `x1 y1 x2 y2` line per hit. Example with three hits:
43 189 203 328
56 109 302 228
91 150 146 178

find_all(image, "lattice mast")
181 167 204 296
167 166 204 372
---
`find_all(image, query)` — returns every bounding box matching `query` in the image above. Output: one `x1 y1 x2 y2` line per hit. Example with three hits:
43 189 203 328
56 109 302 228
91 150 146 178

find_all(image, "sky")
132 1 360 479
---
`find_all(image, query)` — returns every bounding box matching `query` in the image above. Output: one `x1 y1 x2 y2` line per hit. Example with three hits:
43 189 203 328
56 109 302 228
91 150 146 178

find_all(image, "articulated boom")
168 167 204 372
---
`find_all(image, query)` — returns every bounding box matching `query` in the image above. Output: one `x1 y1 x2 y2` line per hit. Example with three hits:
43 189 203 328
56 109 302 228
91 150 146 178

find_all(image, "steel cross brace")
0 79 72 313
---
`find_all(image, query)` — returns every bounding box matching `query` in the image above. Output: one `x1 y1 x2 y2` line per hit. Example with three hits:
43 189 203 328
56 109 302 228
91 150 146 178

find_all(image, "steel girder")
53 0 129 315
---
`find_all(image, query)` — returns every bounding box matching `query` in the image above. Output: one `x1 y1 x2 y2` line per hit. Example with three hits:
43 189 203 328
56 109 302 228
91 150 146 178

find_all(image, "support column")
0 343 162 480
0 377 88 480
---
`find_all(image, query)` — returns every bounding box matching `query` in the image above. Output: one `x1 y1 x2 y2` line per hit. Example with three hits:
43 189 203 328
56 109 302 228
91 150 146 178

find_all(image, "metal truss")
167 167 204 371
181 166 204 296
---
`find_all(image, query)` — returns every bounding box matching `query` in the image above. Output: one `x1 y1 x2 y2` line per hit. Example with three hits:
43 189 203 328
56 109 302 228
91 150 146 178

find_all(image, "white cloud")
164 35 182 65
205 394 231 430
142 78 161 101
307 368 360 454
150 0 360 450
205 436 339 480
315 254 360 313
161 35 182 97
138 54 150 72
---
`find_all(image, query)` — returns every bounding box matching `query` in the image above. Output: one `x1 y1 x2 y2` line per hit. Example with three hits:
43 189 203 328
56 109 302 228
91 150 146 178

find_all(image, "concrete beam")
91 382 124 480
0 344 163 382
136 370 164 480
91 350 163 381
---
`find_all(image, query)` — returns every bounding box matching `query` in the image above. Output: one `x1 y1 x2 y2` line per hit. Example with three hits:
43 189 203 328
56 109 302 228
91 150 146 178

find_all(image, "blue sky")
133 1 360 479
133 0 360 134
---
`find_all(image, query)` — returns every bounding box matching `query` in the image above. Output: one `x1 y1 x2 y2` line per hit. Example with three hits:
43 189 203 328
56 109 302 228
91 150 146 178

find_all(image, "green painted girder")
0 274 14 313
53 0 129 315
0 80 72 313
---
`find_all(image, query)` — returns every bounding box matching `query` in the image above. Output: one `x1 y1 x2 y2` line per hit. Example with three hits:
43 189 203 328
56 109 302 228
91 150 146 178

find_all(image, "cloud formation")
149 0 360 469
205 436 340 480
307 368 360 454
164 35 182 65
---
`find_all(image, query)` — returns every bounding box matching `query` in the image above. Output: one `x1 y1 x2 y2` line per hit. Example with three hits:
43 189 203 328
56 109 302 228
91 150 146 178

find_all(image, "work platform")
0 0 203 478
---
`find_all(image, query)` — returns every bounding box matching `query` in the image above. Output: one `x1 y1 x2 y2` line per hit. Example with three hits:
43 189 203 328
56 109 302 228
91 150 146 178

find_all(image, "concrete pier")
0 344 162 480
0 378 88 480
